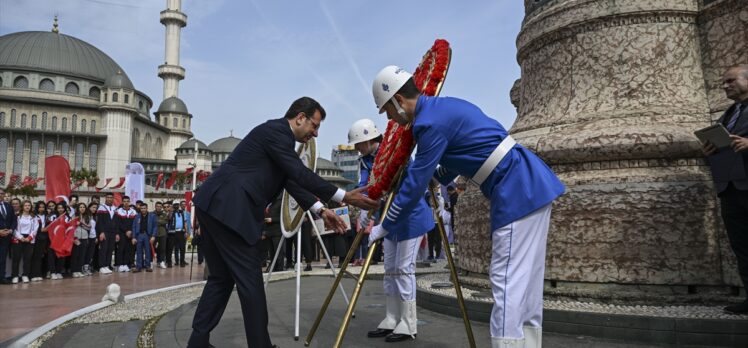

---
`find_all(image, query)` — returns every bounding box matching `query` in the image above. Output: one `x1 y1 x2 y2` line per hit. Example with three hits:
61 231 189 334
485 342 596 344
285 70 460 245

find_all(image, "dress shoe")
132 268 141 273
367 328 393 338
385 333 416 342
146 268 153 272
724 300 748 314
304 264 312 272
0 279 11 285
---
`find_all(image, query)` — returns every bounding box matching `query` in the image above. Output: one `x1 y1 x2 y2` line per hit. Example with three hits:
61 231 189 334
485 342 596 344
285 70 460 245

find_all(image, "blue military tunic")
359 148 433 242
383 95 565 232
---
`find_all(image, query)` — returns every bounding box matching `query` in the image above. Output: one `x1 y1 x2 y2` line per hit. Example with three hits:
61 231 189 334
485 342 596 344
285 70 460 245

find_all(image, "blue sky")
0 0 525 159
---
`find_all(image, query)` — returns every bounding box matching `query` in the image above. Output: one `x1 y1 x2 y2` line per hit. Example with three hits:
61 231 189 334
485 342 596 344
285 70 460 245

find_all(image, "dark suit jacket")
194 118 338 245
0 201 17 231
707 102 748 193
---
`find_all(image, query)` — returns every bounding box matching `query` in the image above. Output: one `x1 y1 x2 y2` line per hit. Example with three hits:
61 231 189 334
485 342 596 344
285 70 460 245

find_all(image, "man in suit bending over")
188 97 379 348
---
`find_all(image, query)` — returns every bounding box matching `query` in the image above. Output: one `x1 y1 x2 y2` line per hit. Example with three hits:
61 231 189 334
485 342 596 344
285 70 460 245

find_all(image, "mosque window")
0 76 3 87
41 112 47 130
74 143 84 170
10 109 16 127
20 113 27 128
62 117 68 131
61 142 70 161
0 112 4 127
31 114 37 129
182 118 186 128
155 137 163 158
112 93 119 102
132 129 140 157
89 86 101 98
46 141 54 157
104 93 107 102
52 116 58 131
12 139 24 175
139 101 144 110
65 82 79 94
173 117 178 127
0 138 7 185
39 78 55 91
90 120 96 134
29 140 40 178
81 119 87 133
89 144 98 170
13 76 28 88
124 94 129 104
72 114 77 132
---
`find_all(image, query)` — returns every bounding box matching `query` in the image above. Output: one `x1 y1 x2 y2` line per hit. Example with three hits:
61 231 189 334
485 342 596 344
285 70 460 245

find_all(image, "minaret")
158 0 187 99
156 0 192 160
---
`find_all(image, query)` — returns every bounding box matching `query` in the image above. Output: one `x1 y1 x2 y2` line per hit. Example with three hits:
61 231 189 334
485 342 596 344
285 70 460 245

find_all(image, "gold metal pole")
304 219 366 346
429 185 476 347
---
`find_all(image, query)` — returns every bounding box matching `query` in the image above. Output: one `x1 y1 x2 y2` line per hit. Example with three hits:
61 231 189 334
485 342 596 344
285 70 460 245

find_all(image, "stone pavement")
39 275 713 347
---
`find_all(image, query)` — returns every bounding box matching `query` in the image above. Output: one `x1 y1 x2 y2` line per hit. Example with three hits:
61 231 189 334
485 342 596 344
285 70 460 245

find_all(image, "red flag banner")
71 179 85 190
184 191 193 212
45 156 71 202
8 174 20 187
154 172 165 190
110 177 126 189
21 176 34 186
113 192 123 207
197 170 211 182
165 170 178 189
96 178 113 192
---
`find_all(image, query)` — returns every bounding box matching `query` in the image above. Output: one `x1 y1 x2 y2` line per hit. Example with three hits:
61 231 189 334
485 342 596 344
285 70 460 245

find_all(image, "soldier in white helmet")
348 118 434 342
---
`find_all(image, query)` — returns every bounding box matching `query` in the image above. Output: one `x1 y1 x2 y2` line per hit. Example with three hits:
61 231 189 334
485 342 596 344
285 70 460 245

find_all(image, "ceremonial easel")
305 39 476 348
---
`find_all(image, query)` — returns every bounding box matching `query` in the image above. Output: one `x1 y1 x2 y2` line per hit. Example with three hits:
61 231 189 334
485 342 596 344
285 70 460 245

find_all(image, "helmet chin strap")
390 97 409 121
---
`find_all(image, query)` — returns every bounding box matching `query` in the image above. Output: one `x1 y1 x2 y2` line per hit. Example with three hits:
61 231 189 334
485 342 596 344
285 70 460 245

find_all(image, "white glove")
358 210 370 229
368 225 388 247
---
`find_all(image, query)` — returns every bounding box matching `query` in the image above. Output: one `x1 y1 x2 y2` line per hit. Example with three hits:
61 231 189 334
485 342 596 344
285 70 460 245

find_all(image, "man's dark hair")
155 201 163 206
141 203 148 208
122 195 130 201
396 77 421 99
105 193 114 197
69 194 79 200
283 96 326 120
136 200 144 205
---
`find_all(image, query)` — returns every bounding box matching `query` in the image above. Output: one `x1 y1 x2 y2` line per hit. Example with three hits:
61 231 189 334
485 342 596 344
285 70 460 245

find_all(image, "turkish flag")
49 216 78 258
45 156 71 202
71 179 85 190
154 172 164 190
8 174 20 187
165 170 178 189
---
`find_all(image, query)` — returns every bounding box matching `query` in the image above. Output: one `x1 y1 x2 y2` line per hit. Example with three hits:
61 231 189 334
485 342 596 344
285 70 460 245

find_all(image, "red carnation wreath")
367 39 452 200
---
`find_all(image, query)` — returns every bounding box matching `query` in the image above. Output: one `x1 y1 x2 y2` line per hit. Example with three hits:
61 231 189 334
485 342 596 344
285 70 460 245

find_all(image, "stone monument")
457 0 747 298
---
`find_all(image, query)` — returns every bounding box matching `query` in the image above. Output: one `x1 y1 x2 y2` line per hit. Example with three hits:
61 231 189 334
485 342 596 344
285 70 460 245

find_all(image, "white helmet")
348 118 381 145
372 65 413 113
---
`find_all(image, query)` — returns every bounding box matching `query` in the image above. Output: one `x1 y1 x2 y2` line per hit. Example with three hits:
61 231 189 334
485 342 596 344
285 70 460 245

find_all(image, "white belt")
471 135 516 186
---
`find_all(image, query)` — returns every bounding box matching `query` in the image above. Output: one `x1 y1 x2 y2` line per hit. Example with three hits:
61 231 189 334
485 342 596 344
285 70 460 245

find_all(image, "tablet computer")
694 124 732 148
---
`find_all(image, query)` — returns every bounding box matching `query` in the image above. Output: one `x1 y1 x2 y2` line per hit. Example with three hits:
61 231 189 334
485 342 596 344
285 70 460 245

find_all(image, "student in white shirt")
11 200 38 284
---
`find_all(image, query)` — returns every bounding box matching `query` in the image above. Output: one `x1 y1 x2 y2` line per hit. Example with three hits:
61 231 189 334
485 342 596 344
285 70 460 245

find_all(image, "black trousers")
11 242 33 277
98 232 116 269
85 238 97 268
427 225 442 259
720 184 748 297
156 235 167 263
71 239 89 273
0 235 10 279
175 231 187 265
188 209 272 348
31 233 50 278
284 228 312 265
116 232 133 267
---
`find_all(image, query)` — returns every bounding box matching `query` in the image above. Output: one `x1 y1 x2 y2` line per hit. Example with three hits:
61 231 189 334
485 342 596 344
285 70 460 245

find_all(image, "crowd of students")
0 189 200 285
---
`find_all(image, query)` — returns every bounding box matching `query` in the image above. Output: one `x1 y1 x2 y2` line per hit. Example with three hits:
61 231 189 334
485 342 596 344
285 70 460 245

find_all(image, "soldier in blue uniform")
348 118 434 342
369 66 565 348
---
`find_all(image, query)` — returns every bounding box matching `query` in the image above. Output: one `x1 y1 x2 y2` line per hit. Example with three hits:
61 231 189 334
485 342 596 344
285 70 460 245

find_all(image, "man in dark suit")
188 97 378 348
703 64 748 314
0 188 18 284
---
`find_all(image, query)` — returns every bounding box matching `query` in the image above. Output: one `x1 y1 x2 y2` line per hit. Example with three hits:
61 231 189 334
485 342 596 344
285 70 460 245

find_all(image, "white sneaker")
11 277 18 284
45 272 51 279
21 276 29 283
72 272 82 278
51 273 60 280
100 267 112 275
31 277 42 282
124 265 130 272
159 261 166 269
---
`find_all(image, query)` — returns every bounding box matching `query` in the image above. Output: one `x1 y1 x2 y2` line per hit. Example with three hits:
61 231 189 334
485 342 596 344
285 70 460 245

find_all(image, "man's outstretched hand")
321 209 347 234
343 186 379 210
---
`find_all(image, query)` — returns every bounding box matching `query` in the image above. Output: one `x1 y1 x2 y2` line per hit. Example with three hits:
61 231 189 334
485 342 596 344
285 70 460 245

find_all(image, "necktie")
726 103 743 132
1 203 5 218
